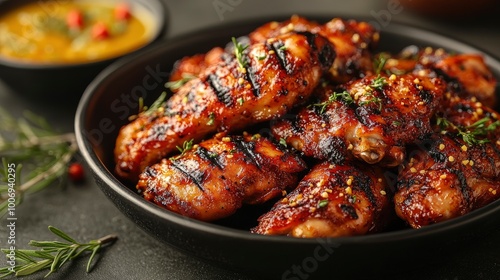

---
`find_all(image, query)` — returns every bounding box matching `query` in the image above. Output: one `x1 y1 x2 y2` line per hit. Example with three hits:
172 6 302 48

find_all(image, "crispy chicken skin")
115 31 335 182
381 46 497 105
136 133 307 221
394 98 500 228
272 73 446 166
252 161 391 238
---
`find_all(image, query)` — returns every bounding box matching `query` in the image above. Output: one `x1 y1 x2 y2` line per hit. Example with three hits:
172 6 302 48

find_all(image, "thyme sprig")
311 90 353 114
232 37 249 71
0 108 78 217
0 226 117 278
437 116 500 145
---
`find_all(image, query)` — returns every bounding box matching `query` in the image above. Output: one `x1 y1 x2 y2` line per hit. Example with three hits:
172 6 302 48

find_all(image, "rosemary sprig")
0 226 117 278
232 37 249 71
165 74 196 91
0 108 78 217
311 90 353 114
437 116 500 145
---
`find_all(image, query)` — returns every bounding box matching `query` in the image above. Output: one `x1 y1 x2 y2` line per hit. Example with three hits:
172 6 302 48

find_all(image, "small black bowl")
75 16 500 280
0 0 167 102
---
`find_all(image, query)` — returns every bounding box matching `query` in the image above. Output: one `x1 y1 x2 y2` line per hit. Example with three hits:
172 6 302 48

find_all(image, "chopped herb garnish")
237 97 245 106
279 45 287 51
317 199 329 208
311 90 353 114
348 195 357 204
232 37 249 71
279 138 287 147
437 116 500 145
373 53 390 75
392 121 402 127
208 151 219 158
141 92 167 116
165 73 196 91
171 139 194 160
257 54 267 60
207 112 216 125
369 75 388 91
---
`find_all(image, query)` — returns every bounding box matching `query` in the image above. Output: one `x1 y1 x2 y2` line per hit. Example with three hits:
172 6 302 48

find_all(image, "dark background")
0 0 499 279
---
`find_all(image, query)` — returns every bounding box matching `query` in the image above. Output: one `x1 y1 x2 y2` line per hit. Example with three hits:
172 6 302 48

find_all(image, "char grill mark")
340 204 358 219
450 168 470 204
269 40 292 74
170 160 205 192
206 73 233 106
196 146 223 169
231 136 261 168
245 66 261 97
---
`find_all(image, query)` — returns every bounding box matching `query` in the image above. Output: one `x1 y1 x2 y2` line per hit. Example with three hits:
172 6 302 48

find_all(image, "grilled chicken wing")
250 16 379 83
136 133 307 221
252 161 391 238
167 16 378 87
394 98 500 228
381 46 497 105
115 31 335 182
272 73 446 166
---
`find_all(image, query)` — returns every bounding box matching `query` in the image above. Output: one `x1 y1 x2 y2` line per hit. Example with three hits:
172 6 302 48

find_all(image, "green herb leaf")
0 226 117 278
165 74 196 91
317 199 329 208
232 37 249 71
279 138 287 147
359 92 383 111
437 116 500 145
311 90 353 114
370 75 388 91
172 139 195 160
207 112 216 126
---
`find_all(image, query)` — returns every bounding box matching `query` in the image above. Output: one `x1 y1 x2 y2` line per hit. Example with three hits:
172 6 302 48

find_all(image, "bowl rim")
0 0 167 69
75 15 500 246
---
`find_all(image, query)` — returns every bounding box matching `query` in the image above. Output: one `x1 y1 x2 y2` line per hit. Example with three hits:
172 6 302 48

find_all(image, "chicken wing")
380 46 497 105
136 133 307 221
272 73 446 166
252 161 391 238
394 98 500 228
115 31 335 182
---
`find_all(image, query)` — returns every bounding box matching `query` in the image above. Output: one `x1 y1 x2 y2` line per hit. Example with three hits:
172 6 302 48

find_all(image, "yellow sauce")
0 0 157 64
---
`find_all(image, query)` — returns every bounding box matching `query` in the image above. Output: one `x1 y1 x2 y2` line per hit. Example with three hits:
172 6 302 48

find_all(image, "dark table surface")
1 0 500 279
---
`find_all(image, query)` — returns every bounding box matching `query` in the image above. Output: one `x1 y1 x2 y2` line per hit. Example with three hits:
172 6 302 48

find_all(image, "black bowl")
75 16 500 280
0 0 167 102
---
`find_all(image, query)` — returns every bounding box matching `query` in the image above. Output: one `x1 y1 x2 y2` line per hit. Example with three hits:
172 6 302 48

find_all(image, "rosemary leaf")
15 259 52 277
49 226 78 243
